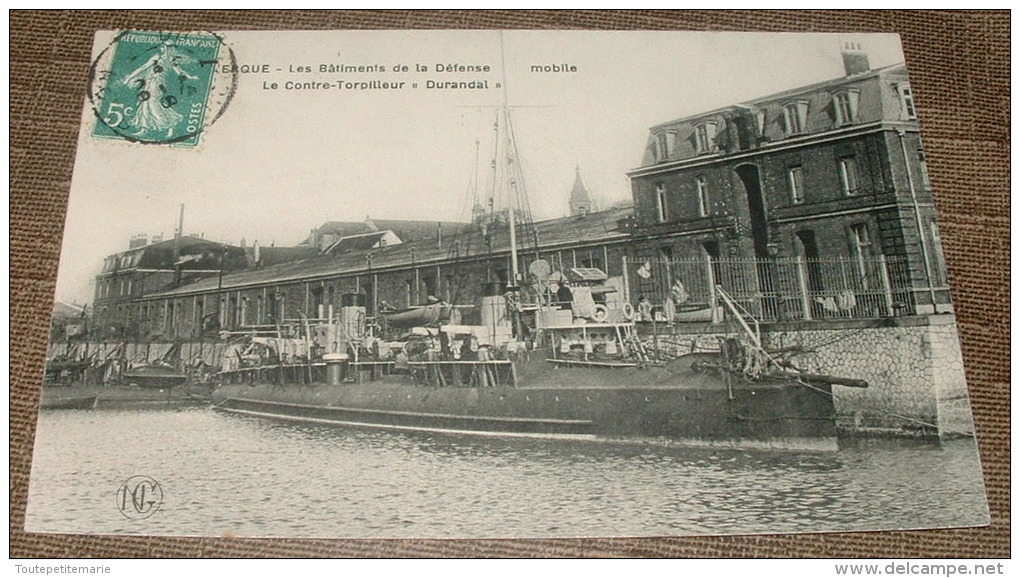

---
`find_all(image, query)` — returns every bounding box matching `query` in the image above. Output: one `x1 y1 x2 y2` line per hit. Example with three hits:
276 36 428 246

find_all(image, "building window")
833 89 860 126
918 148 931 188
788 166 805 204
228 296 238 329
896 82 917 120
849 223 873 288
839 157 860 196
782 100 809 136
421 275 437 299
929 219 947 286
694 122 717 154
696 176 710 217
655 183 668 222
276 292 287 324
755 110 767 137
580 252 604 271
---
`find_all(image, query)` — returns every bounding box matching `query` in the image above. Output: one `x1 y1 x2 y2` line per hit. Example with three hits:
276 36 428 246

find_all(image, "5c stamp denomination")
88 31 237 147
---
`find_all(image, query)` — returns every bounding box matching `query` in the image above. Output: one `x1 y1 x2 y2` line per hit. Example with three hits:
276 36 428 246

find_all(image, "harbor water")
25 407 989 539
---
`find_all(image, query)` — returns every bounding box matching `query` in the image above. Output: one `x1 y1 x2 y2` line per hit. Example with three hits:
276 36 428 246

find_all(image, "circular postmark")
87 30 239 147
116 475 164 520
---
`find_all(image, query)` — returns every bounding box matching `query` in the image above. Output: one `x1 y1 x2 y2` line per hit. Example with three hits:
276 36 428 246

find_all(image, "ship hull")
40 383 214 409
211 376 838 451
39 394 98 410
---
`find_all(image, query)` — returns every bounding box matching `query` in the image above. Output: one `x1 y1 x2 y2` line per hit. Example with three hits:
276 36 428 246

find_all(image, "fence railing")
625 255 924 323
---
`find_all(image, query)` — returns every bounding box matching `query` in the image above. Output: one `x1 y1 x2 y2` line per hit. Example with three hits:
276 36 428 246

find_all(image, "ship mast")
497 34 517 288
505 113 520 288
498 32 527 341
497 32 535 288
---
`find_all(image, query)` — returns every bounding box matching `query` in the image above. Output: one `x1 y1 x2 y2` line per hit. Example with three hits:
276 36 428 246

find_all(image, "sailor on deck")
556 280 573 310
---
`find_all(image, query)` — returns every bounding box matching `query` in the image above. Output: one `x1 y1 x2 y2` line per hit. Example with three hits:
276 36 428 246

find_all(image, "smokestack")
172 204 185 286
841 40 870 76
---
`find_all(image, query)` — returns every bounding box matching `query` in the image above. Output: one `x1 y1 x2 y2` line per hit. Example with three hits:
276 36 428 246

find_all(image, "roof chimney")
129 234 148 249
841 40 870 76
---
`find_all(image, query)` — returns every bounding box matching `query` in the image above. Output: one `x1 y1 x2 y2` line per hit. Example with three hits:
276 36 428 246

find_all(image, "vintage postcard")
26 30 988 539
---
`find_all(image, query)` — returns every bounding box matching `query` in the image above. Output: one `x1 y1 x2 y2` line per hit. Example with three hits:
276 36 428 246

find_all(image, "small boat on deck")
379 302 445 329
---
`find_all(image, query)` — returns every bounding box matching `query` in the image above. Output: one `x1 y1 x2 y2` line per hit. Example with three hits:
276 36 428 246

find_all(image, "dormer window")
833 89 860 126
755 109 767 140
654 131 675 162
694 121 717 154
782 100 809 136
896 82 917 120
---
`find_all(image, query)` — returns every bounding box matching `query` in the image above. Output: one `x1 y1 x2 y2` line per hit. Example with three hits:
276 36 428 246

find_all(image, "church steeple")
569 166 594 217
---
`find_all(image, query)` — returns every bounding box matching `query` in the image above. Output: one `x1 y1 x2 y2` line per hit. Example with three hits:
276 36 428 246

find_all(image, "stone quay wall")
647 314 974 440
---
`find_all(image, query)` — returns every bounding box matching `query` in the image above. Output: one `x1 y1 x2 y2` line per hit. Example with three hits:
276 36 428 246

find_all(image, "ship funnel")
480 282 512 346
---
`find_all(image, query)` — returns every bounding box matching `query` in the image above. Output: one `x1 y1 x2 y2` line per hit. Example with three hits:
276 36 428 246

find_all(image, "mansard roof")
636 62 912 170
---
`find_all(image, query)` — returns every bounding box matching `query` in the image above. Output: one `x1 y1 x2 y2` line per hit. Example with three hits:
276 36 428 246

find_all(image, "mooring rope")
793 377 975 439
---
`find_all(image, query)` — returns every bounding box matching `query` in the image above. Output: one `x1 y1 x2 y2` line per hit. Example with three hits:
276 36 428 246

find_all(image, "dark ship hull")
211 355 839 451
39 394 98 410
40 383 214 409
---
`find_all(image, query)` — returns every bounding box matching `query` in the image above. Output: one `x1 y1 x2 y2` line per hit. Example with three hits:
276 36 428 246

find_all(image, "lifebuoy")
591 304 609 323
621 302 635 321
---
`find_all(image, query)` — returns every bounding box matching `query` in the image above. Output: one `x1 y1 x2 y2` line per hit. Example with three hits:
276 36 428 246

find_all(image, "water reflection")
25 409 988 538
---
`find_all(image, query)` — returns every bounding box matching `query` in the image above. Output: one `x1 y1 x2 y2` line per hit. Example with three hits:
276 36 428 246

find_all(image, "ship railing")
407 359 516 388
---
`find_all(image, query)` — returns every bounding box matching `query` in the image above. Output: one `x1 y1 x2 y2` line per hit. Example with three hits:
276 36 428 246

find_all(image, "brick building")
91 235 246 339
627 42 948 318
133 207 633 340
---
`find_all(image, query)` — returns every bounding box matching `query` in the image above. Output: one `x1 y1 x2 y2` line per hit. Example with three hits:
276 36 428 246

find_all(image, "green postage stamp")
89 31 234 147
